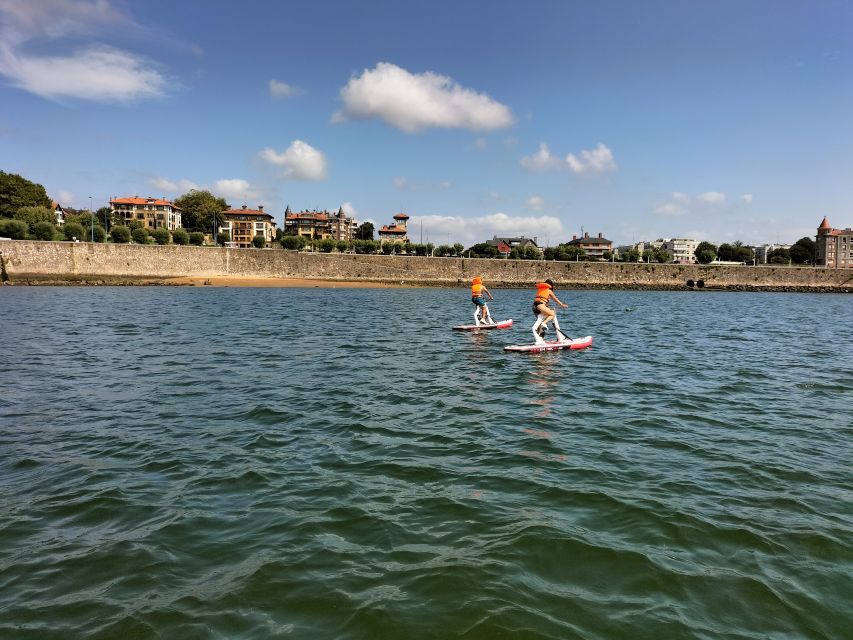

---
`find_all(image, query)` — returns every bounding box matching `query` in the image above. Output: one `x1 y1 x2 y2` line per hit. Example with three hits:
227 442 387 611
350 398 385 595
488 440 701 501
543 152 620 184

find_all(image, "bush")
336 240 349 253
32 221 57 240
63 222 85 241
90 225 106 242
280 235 305 250
172 228 189 245
252 234 266 248
131 227 150 244
217 231 230 246
189 231 205 246
111 226 131 243
318 238 335 253
14 206 55 233
151 228 171 245
0 219 29 239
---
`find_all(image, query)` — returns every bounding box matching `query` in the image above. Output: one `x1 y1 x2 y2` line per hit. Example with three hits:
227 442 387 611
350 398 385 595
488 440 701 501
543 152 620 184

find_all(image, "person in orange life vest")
470 277 495 325
531 279 567 343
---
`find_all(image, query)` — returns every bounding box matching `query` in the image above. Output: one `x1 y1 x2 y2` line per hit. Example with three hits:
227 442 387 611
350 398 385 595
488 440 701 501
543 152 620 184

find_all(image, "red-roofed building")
110 196 182 231
220 205 276 248
566 232 613 260
378 213 410 244
283 206 356 241
816 216 853 268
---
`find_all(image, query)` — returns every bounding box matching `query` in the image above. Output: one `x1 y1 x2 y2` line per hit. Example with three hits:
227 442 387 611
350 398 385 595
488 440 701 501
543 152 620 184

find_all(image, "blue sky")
1 0 851 247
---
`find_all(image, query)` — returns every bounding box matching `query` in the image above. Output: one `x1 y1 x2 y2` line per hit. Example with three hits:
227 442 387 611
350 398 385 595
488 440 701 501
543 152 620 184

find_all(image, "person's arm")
551 291 568 308
484 286 494 300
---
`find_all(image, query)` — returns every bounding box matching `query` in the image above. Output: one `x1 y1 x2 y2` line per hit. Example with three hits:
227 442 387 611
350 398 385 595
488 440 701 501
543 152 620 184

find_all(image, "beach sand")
166 276 415 288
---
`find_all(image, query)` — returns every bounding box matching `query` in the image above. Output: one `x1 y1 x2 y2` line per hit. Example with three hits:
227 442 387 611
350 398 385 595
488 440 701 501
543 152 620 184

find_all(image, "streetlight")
89 196 93 242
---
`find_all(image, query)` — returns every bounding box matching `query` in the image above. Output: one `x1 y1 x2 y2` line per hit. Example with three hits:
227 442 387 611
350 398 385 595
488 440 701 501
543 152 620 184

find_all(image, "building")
51 201 66 226
816 216 853 268
566 232 613 260
660 238 699 264
486 236 540 257
283 206 356 241
110 196 182 231
220 205 276 248
378 213 410 244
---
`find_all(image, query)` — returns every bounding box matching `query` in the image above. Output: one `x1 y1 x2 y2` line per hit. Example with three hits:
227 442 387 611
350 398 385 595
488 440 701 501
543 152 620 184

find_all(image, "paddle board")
504 335 593 353
452 319 513 331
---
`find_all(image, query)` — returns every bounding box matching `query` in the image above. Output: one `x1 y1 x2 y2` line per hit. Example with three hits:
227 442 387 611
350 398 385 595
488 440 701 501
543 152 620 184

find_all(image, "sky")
1 0 851 248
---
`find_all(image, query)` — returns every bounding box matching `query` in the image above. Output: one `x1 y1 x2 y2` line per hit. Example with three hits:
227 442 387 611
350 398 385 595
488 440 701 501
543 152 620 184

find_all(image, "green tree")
0 171 51 218
174 189 228 232
790 237 815 264
96 206 113 232
253 235 266 248
131 227 150 244
355 221 375 240
767 247 791 264
717 243 734 261
172 228 189 245
189 231 205 246
14 206 55 233
217 231 231 246
0 218 29 239
32 221 57 240
523 245 541 260
336 239 349 252
621 248 641 262
452 243 464 256
319 238 335 252
151 228 171 245
63 222 85 241
281 235 305 250
111 226 131 243
90 225 106 242
466 242 499 258
695 241 717 264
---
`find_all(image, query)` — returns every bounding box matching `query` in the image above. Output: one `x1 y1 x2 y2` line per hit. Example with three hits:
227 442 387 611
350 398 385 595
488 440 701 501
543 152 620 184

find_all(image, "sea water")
1 287 851 639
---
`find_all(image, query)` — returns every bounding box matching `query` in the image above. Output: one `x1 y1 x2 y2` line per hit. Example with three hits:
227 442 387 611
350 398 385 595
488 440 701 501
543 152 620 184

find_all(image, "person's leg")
532 314 545 343
484 303 494 324
473 302 481 325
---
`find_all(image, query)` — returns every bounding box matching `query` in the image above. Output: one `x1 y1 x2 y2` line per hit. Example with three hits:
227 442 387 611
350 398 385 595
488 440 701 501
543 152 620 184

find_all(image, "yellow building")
110 196 182 230
220 205 276 248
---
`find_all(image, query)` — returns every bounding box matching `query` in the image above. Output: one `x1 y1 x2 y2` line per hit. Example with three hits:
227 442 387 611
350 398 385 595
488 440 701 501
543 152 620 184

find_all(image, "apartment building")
283 206 356 241
378 213 410 244
566 232 612 260
220 205 276 248
110 196 182 231
816 216 853 268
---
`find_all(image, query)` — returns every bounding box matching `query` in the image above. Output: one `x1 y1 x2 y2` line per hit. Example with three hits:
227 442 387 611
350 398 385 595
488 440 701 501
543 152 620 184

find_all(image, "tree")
32 221 57 240
253 235 266 248
173 189 228 232
131 227 150 244
0 171 51 218
111 226 131 243
524 245 541 260
96 206 113 233
466 242 499 258
355 221 375 240
151 228 171 245
90 225 106 242
63 222 85 241
319 238 335 252
621 248 641 262
172 228 189 245
453 243 464 256
695 241 717 264
767 247 790 264
217 230 231 246
189 231 205 246
0 219 29 239
281 235 305 250
14 206 55 233
790 237 816 264
335 239 349 252
717 243 734 261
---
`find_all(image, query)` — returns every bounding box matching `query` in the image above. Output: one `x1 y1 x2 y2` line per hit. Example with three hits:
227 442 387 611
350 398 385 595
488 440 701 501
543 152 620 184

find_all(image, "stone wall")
2 240 852 291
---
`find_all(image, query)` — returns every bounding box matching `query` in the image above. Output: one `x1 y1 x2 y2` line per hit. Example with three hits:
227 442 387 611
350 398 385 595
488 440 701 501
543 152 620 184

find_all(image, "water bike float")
504 335 593 353
452 319 513 331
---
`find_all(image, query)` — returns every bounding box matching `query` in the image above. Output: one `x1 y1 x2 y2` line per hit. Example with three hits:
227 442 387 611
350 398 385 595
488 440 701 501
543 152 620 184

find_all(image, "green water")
1 287 851 639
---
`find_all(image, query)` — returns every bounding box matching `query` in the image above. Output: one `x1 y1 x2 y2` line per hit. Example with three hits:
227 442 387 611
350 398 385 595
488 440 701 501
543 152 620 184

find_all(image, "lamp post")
89 196 93 242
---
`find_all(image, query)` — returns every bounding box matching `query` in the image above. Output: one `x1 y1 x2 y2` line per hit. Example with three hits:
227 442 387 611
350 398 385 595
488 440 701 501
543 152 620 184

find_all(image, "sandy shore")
165 276 416 288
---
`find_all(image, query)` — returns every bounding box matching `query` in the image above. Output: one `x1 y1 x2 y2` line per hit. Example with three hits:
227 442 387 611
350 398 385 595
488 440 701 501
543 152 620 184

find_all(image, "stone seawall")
2 240 852 291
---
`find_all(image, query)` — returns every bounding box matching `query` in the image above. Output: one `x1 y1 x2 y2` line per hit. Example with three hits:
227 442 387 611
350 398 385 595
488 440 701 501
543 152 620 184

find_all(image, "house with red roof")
378 213 410 244
816 216 853 268
110 196 182 231
220 205 276 248
283 206 356 241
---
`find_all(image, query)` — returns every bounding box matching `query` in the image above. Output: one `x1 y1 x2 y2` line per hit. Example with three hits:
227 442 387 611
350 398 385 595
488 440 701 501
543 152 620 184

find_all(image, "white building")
661 238 699 264
752 243 791 264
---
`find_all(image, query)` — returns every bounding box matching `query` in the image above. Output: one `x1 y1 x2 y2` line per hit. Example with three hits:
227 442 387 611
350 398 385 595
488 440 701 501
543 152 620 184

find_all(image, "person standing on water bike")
471 277 495 326
532 279 567 343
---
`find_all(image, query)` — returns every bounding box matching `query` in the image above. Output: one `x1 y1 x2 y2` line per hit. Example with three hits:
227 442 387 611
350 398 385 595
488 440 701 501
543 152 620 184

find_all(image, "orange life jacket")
471 283 485 296
534 282 551 304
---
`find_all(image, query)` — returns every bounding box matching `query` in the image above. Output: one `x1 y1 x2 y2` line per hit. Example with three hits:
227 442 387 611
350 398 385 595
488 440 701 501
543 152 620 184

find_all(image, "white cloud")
393 176 451 191
654 192 690 217
212 179 257 201
150 176 198 194
260 140 328 181
522 142 617 174
0 1 168 102
55 190 74 206
566 143 617 174
696 191 726 205
520 143 563 172
269 79 301 98
409 212 563 247
148 176 258 202
525 195 545 211
332 62 514 133
742 194 753 204
473 137 487 150
341 202 358 218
